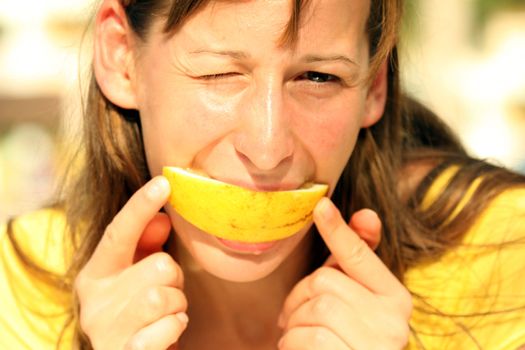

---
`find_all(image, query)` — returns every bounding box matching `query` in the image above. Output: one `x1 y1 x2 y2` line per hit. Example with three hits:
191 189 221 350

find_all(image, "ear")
93 0 138 109
361 60 388 128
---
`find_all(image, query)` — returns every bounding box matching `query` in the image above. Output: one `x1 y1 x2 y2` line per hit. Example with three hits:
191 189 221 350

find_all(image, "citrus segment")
162 166 328 243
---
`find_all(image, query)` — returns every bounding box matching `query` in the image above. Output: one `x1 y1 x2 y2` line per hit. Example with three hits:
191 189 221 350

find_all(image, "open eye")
299 71 340 83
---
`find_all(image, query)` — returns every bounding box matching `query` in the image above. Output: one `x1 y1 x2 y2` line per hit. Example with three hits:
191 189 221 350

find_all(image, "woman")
1 0 524 349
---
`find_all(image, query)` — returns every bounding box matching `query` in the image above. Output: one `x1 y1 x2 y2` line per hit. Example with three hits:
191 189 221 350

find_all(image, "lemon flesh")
163 166 328 243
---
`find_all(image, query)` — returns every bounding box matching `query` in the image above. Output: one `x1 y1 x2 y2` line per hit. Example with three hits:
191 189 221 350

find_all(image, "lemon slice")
163 166 328 243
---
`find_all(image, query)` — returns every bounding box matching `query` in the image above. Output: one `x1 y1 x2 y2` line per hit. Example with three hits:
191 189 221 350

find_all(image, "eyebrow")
188 50 359 67
303 54 359 68
189 49 249 60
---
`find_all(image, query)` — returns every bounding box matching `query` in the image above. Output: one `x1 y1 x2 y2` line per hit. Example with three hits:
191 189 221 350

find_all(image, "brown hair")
6 0 525 349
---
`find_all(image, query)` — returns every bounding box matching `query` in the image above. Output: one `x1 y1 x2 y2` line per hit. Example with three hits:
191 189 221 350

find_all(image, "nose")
233 78 294 171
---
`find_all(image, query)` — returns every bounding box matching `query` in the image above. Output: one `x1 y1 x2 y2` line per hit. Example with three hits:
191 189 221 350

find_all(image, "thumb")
134 212 172 262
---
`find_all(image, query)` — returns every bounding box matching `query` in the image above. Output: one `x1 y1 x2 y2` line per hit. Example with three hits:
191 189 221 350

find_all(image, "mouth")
216 237 279 255
208 175 306 192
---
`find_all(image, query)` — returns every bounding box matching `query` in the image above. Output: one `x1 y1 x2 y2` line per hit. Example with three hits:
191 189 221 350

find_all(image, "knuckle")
403 290 414 317
164 287 187 312
144 287 166 315
380 311 411 347
310 267 332 292
153 253 182 285
78 311 90 333
278 329 299 350
311 295 335 318
75 278 96 334
103 221 122 250
308 327 330 348
278 333 292 349
178 292 189 312
386 321 410 347
167 313 186 331
393 287 413 317
154 253 176 273
73 273 87 296
400 323 411 346
78 308 97 337
279 328 331 350
124 337 146 350
342 238 369 267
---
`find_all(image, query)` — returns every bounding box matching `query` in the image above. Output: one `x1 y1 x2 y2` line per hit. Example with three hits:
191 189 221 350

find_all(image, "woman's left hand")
277 198 412 350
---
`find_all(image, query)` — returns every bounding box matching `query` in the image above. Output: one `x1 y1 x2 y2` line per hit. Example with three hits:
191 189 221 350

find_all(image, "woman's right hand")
75 176 188 350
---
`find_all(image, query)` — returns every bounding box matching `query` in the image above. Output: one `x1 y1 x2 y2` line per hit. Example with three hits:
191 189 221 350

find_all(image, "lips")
216 237 278 254
209 176 305 192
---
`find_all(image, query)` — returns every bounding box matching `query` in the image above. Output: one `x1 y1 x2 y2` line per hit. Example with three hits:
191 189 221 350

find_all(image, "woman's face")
130 0 384 282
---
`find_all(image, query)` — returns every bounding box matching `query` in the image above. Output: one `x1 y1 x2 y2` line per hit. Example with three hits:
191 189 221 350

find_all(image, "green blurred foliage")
401 0 525 44
474 0 525 27
472 0 525 43
400 0 422 45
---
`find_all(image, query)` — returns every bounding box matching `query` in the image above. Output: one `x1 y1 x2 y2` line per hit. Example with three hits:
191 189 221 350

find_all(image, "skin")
75 0 412 349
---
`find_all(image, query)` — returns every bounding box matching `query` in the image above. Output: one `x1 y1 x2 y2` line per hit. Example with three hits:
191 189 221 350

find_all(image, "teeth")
163 166 329 243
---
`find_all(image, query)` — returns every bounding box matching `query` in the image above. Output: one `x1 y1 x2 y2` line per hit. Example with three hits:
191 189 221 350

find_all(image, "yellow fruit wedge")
163 166 329 243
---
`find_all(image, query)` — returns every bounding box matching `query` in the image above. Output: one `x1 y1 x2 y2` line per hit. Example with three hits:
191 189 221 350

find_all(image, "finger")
349 209 381 250
279 267 368 329
323 209 381 268
135 213 172 262
283 294 377 349
119 286 188 334
313 198 402 295
125 313 188 350
85 176 171 277
278 326 348 350
122 252 184 289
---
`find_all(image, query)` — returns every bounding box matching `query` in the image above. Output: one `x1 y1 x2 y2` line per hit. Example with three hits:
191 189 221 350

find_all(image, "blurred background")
1 0 525 222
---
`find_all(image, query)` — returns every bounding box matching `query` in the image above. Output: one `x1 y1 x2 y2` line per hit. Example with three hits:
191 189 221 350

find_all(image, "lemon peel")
163 166 328 243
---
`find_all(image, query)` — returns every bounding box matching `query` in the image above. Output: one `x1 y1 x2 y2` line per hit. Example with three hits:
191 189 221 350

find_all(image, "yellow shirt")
1 182 525 349
0 209 73 349
405 171 525 349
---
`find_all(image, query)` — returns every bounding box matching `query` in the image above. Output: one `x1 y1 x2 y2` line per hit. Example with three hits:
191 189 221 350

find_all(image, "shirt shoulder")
405 183 525 350
0 209 74 349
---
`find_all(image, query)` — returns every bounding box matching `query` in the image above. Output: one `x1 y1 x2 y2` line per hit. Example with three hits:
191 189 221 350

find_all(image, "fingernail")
315 198 334 222
146 177 170 200
175 312 189 324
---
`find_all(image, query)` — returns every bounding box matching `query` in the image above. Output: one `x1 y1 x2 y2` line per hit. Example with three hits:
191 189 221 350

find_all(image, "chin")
202 258 283 283
170 210 310 282
188 236 293 282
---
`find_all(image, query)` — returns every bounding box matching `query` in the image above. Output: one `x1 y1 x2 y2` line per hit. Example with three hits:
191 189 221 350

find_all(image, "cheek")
296 94 367 177
310 116 356 150
139 85 242 175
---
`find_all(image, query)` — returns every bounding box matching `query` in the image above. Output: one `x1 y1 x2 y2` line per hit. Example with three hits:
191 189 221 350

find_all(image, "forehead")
170 0 370 53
